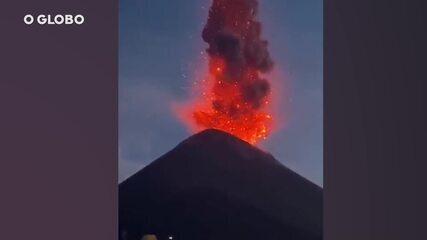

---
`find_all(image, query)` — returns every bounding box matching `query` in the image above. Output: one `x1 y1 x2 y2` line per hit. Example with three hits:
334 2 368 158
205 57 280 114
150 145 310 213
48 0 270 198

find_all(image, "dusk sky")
119 0 323 185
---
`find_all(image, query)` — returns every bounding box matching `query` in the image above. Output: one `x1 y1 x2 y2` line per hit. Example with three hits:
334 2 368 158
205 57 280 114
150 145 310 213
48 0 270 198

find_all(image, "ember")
180 0 275 144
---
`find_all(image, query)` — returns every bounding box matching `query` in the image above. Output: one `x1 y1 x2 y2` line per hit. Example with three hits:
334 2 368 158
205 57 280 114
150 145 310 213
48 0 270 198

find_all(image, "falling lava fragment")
182 0 276 144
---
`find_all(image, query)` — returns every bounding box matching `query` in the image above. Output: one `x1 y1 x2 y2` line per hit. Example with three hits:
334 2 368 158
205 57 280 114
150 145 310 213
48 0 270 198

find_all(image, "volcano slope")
119 129 322 240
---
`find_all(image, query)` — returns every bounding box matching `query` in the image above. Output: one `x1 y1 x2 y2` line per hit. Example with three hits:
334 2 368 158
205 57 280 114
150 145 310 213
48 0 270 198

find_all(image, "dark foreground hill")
119 129 322 240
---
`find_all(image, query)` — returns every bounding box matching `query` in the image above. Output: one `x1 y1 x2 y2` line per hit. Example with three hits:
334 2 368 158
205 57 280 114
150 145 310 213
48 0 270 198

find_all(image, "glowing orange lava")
177 0 275 144
187 62 272 144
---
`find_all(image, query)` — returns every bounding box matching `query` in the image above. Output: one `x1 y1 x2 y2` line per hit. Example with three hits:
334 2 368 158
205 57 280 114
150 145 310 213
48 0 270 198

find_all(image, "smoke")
202 0 274 110
180 0 275 144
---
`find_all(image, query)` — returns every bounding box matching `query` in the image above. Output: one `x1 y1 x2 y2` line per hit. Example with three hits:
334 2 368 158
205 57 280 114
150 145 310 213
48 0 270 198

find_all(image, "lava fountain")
179 0 276 144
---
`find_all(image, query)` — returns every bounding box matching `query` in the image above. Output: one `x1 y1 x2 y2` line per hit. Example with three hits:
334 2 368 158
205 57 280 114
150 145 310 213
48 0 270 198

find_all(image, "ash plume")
179 0 276 144
202 0 274 109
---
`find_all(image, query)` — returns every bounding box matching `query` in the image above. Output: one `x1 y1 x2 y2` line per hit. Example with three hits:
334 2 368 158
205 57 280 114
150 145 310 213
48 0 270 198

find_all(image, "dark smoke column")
190 0 276 144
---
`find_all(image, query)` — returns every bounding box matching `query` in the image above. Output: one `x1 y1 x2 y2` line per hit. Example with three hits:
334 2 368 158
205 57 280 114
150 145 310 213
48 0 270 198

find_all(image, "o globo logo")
24 14 85 25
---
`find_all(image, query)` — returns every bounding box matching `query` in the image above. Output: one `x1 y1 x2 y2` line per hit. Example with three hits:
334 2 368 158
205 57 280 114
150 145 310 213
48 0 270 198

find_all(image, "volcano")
119 129 322 240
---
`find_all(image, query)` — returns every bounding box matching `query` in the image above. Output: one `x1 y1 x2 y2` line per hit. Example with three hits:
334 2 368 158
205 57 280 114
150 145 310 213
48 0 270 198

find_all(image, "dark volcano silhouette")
119 129 322 240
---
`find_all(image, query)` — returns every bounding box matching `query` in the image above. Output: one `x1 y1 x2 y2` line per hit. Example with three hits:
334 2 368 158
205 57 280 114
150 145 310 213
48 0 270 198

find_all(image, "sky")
119 0 323 185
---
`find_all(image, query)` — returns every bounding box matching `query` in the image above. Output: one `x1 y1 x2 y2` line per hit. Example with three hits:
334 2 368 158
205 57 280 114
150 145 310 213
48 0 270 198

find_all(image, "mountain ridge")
119 129 322 240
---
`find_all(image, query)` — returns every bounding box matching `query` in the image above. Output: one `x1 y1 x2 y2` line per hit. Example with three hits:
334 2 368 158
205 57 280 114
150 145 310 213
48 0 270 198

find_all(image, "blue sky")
119 0 323 185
